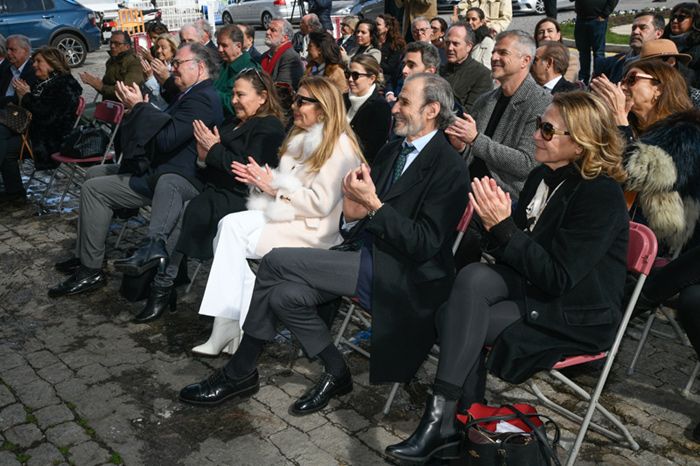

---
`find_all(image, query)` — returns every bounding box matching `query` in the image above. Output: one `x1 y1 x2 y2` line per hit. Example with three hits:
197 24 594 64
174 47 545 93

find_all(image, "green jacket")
101 50 144 101
215 51 258 116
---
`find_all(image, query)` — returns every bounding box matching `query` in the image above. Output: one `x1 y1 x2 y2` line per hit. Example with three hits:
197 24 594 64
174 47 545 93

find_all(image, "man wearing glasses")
79 30 144 101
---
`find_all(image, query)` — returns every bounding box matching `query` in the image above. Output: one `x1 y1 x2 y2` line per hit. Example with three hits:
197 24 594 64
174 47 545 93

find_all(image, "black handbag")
459 404 561 466
60 123 109 159
0 103 32 134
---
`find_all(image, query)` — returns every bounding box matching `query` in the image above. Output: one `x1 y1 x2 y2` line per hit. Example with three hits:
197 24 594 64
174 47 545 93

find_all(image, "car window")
43 0 55 9
5 0 45 12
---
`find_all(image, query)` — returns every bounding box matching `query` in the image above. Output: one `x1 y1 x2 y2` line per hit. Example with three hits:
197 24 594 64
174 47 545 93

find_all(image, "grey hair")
412 16 430 27
181 24 205 41
448 22 476 46
272 17 295 40
406 73 456 129
495 30 536 64
0 34 6 57
195 18 213 39
305 14 323 32
7 34 32 52
405 41 441 70
183 42 220 80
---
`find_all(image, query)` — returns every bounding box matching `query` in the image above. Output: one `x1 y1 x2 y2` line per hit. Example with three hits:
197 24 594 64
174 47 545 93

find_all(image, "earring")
318 115 325 122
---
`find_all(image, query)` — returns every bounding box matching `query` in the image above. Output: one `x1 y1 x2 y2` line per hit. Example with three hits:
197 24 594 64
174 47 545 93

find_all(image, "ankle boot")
114 238 169 276
133 285 177 323
385 394 462 463
191 318 241 356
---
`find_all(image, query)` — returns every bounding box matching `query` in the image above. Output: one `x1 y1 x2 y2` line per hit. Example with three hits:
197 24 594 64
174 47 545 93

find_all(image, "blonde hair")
553 91 627 183
279 76 365 172
156 33 179 61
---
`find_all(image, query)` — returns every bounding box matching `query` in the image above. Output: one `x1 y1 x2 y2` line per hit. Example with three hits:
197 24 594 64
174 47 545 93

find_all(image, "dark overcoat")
343 88 392 165
342 131 470 383
486 165 629 384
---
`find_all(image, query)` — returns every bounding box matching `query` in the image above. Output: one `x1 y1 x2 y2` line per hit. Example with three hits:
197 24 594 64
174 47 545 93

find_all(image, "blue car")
0 0 101 67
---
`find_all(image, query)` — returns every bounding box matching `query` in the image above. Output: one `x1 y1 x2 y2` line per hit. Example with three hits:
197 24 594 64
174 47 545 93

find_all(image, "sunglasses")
536 116 570 141
671 13 690 22
344 70 372 80
238 67 264 84
293 94 320 107
621 72 658 87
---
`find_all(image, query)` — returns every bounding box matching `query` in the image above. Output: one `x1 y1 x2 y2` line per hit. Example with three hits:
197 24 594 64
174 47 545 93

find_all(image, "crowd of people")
1 1 700 461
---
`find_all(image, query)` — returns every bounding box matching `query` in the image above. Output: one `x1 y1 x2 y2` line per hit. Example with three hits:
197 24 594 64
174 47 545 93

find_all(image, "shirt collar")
405 129 438 153
543 75 563 90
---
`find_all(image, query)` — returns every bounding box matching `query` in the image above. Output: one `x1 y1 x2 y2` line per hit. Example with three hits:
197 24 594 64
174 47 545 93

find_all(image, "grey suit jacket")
466 74 552 198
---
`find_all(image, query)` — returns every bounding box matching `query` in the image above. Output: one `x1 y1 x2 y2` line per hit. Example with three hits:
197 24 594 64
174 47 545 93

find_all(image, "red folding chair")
333 200 475 415
528 222 657 465
42 100 124 213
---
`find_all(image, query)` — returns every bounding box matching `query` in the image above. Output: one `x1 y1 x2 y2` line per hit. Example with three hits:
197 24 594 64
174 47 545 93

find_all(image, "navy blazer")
0 59 39 107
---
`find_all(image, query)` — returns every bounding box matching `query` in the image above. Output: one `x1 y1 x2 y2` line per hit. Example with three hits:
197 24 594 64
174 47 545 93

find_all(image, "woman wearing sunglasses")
344 55 391 164
190 76 365 356
304 32 348 94
386 92 630 463
664 2 700 84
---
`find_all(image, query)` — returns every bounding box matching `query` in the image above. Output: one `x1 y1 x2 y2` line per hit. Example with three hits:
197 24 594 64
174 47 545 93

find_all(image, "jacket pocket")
304 217 320 229
562 305 614 327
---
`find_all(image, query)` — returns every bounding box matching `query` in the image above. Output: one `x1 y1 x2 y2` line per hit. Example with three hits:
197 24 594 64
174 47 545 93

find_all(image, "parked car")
335 0 381 20
0 0 101 67
222 0 353 29
512 0 574 15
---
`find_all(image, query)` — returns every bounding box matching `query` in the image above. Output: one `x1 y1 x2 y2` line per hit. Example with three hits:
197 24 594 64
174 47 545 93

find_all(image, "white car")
512 0 574 15
222 0 352 30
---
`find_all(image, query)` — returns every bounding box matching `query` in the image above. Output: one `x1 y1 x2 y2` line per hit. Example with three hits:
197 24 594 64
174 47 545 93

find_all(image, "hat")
639 39 692 66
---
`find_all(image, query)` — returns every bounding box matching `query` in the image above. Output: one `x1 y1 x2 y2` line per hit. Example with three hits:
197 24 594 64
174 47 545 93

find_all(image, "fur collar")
284 122 324 162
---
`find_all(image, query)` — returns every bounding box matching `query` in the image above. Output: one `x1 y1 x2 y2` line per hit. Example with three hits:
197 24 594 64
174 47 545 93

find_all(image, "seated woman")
376 14 406 95
0 46 82 200
344 55 391 164
141 33 179 105
190 76 364 356
664 2 700 87
465 8 495 70
385 91 630 463
304 32 347 94
114 68 286 323
341 19 382 65
534 17 580 84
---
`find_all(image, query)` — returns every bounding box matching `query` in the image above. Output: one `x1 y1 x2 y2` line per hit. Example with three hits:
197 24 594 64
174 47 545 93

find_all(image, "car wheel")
52 33 87 67
261 11 272 30
535 0 545 14
223 11 233 24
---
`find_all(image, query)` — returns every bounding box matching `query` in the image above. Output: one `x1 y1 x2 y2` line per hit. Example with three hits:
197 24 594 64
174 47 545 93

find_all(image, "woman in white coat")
192 76 365 356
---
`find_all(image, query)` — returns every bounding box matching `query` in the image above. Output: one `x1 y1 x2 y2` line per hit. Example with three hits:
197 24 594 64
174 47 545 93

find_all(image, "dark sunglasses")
536 116 570 141
671 13 690 22
621 72 658 87
293 94 320 107
344 70 372 80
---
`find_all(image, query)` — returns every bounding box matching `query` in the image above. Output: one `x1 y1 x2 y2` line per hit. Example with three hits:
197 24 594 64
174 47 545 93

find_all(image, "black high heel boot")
114 238 168 275
385 394 462 463
132 285 177 323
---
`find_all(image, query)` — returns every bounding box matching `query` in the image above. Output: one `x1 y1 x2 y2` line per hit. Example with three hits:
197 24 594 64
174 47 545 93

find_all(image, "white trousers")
198 210 265 328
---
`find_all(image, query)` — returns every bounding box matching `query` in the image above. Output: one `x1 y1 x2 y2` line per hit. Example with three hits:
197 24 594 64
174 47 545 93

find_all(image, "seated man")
79 30 144 102
49 44 224 299
292 14 324 60
531 41 579 94
213 25 259 117
261 18 304 90
178 73 469 414
195 18 217 52
386 40 441 103
238 24 262 64
0 34 38 108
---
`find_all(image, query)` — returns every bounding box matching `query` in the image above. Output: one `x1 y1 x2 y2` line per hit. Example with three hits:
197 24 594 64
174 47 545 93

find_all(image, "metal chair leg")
186 262 202 294
382 383 400 415
334 303 356 347
682 361 700 398
627 310 656 375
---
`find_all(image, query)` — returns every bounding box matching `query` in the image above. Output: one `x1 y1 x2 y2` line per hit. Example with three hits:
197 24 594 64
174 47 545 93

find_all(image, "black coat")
344 88 392 164
486 164 629 384
0 59 39 108
19 73 82 164
551 77 579 94
176 114 286 260
342 131 469 383
380 41 403 94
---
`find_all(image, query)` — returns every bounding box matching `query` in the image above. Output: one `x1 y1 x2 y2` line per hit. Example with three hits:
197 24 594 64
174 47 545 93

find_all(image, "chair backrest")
94 100 125 126
627 222 658 276
72 96 86 129
452 200 474 255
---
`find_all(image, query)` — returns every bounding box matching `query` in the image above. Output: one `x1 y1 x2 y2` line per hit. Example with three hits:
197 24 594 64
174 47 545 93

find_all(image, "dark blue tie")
392 143 414 183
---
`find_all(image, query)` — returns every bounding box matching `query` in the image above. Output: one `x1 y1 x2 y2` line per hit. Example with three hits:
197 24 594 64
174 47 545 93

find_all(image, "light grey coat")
465 74 552 198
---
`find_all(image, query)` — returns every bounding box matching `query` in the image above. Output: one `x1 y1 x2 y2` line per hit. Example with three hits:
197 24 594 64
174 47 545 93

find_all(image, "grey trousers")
242 247 362 358
76 164 199 269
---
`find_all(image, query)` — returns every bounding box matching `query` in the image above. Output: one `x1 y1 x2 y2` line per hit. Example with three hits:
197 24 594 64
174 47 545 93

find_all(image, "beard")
393 115 425 137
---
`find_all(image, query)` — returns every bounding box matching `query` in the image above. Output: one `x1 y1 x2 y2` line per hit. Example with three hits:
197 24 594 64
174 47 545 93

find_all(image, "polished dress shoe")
291 369 352 416
48 267 107 298
179 368 259 406
113 238 168 275
132 285 176 323
385 394 462 463
55 257 81 275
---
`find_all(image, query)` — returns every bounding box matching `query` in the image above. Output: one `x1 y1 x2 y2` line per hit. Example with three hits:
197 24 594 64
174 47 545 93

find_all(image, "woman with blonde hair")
190 76 364 356
387 91 630 464
141 33 180 104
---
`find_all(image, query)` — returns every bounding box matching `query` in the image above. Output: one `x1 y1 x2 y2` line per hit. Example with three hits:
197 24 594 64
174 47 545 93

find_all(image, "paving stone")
182 435 291 466
15 379 60 410
0 384 15 409
36 364 74 385
0 451 20 466
4 423 43 448
1 365 40 391
68 441 111 466
34 404 74 430
307 422 387 465
356 426 404 454
26 442 65 466
269 427 339 465
253 385 328 433
0 403 27 431
25 351 62 370
326 408 371 432
45 421 91 447
0 353 25 372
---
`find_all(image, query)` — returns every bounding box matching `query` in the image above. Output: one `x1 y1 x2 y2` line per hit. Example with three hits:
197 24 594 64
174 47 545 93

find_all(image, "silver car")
512 0 574 15
223 0 353 29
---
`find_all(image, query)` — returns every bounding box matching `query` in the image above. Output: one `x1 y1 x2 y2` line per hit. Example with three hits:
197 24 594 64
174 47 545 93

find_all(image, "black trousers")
0 124 22 194
435 262 523 404
544 0 557 18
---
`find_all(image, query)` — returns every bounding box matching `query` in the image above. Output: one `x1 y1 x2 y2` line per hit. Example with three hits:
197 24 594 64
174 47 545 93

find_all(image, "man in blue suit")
0 35 38 108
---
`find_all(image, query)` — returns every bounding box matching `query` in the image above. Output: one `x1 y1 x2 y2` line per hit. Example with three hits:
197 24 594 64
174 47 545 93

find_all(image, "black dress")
175 114 286 260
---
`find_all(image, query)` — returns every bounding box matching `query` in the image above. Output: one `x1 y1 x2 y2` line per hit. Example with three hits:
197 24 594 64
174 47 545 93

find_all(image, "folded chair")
529 222 657 466
333 201 474 415
42 100 123 213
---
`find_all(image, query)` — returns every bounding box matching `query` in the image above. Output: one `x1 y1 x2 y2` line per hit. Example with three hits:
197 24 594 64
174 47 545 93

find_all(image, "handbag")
60 123 109 159
0 103 32 134
456 403 561 466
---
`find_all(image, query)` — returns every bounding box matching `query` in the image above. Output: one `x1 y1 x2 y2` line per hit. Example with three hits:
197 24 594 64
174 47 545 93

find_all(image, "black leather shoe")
132 285 176 323
48 267 107 298
55 257 81 275
693 421 700 443
0 191 26 203
113 238 168 275
385 394 462 463
290 369 352 416
179 368 259 406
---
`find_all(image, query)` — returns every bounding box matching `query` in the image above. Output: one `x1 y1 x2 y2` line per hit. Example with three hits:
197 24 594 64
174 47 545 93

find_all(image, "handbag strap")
505 404 561 466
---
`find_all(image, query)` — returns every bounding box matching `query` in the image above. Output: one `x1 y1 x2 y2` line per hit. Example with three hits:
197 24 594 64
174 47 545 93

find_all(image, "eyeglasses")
671 13 690 22
171 58 197 68
238 67 264 85
621 72 658 87
412 27 431 34
344 70 372 80
536 116 570 141
293 94 320 107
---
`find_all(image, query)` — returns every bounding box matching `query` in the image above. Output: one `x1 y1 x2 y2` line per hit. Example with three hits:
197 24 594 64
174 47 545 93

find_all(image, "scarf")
261 41 293 75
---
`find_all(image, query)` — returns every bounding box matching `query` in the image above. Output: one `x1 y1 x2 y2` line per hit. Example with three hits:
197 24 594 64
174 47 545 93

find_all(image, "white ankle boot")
192 317 241 356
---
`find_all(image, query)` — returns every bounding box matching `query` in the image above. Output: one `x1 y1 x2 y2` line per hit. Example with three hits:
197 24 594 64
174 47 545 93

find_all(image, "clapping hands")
232 157 276 196
469 176 511 231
